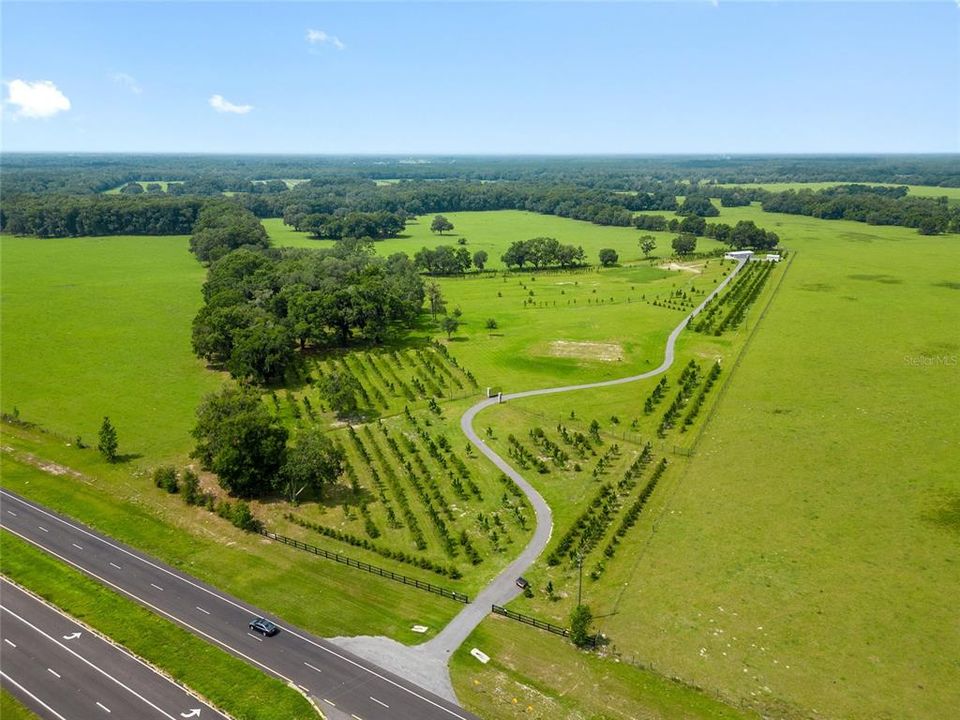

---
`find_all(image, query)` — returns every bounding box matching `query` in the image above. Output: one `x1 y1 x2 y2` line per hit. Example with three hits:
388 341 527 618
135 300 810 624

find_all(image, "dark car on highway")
248 617 279 636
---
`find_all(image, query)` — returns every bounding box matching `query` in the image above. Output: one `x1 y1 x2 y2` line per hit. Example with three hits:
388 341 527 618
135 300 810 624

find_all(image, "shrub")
153 466 179 494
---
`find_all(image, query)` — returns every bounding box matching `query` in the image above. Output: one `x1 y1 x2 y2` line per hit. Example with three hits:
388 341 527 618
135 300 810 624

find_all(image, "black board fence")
258 529 470 604
491 604 569 638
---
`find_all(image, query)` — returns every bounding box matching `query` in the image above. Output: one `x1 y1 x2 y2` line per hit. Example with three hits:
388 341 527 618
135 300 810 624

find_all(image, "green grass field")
463 204 960 719
451 616 755 720
265 210 728 268
0 234 222 460
104 181 182 193
1 531 318 720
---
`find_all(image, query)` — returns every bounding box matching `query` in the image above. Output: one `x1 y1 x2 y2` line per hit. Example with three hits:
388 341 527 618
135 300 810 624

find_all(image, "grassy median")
0 531 320 720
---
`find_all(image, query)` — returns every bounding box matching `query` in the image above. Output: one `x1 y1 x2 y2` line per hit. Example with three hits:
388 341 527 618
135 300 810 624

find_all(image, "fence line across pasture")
258 529 470 604
491 604 570 638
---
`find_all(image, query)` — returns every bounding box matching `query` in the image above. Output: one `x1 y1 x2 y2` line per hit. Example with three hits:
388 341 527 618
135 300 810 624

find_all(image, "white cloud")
111 72 142 94
306 28 345 50
209 94 253 115
5 79 71 118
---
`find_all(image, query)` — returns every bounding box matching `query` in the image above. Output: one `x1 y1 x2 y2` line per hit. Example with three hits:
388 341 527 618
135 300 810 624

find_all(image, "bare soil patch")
548 340 624 362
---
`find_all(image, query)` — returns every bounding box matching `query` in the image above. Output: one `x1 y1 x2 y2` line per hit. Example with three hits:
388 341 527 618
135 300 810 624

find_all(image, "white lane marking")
47 668 61 678
72 543 83 550
370 696 389 708
150 583 164 591
246 633 263 642
0 491 473 720
97 701 112 713
38 525 48 532
3 638 16 648
110 562 122 570
0 605 179 720
6 510 17 516
0 529 300 702
352 714 364 720
304 661 322 673
323 698 336 707
0 671 69 720
299 684 309 692
196 606 210 615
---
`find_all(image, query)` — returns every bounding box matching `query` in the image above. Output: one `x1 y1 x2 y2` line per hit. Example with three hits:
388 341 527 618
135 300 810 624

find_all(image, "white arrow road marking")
1 605 179 720
97 701 111 713
180 710 201 718
0 671 69 720
303 661 322 673
47 668 61 678
370 696 389 708
3 638 16 648
62 632 82 640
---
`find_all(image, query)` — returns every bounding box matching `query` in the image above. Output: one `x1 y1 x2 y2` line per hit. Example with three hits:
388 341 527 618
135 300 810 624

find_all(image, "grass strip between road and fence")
0 689 41 720
0 531 320 720
259 528 470 603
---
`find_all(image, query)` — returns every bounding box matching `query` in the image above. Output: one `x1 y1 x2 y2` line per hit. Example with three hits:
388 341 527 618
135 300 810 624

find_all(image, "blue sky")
2 1 957 154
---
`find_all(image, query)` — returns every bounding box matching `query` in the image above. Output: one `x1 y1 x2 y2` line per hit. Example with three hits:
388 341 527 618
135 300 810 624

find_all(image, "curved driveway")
427 256 748 658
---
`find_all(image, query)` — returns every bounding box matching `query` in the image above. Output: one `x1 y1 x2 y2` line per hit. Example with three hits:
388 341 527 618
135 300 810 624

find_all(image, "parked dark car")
248 617 279 636
515 577 530 590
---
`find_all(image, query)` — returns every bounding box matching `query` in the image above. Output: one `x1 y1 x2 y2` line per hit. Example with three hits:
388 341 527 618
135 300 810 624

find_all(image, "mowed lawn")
1 235 223 460
474 206 960 719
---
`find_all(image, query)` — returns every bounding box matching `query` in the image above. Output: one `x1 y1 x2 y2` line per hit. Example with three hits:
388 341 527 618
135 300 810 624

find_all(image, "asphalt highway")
1 578 228 720
0 489 478 720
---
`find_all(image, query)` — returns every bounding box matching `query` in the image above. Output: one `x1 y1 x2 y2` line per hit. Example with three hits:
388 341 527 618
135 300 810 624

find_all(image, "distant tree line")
0 195 203 237
4 154 958 197
759 185 959 234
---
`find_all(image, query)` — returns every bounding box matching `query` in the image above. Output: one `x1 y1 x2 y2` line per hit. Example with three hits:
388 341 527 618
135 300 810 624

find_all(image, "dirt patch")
549 340 623 362
1 445 92 484
658 262 703 274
